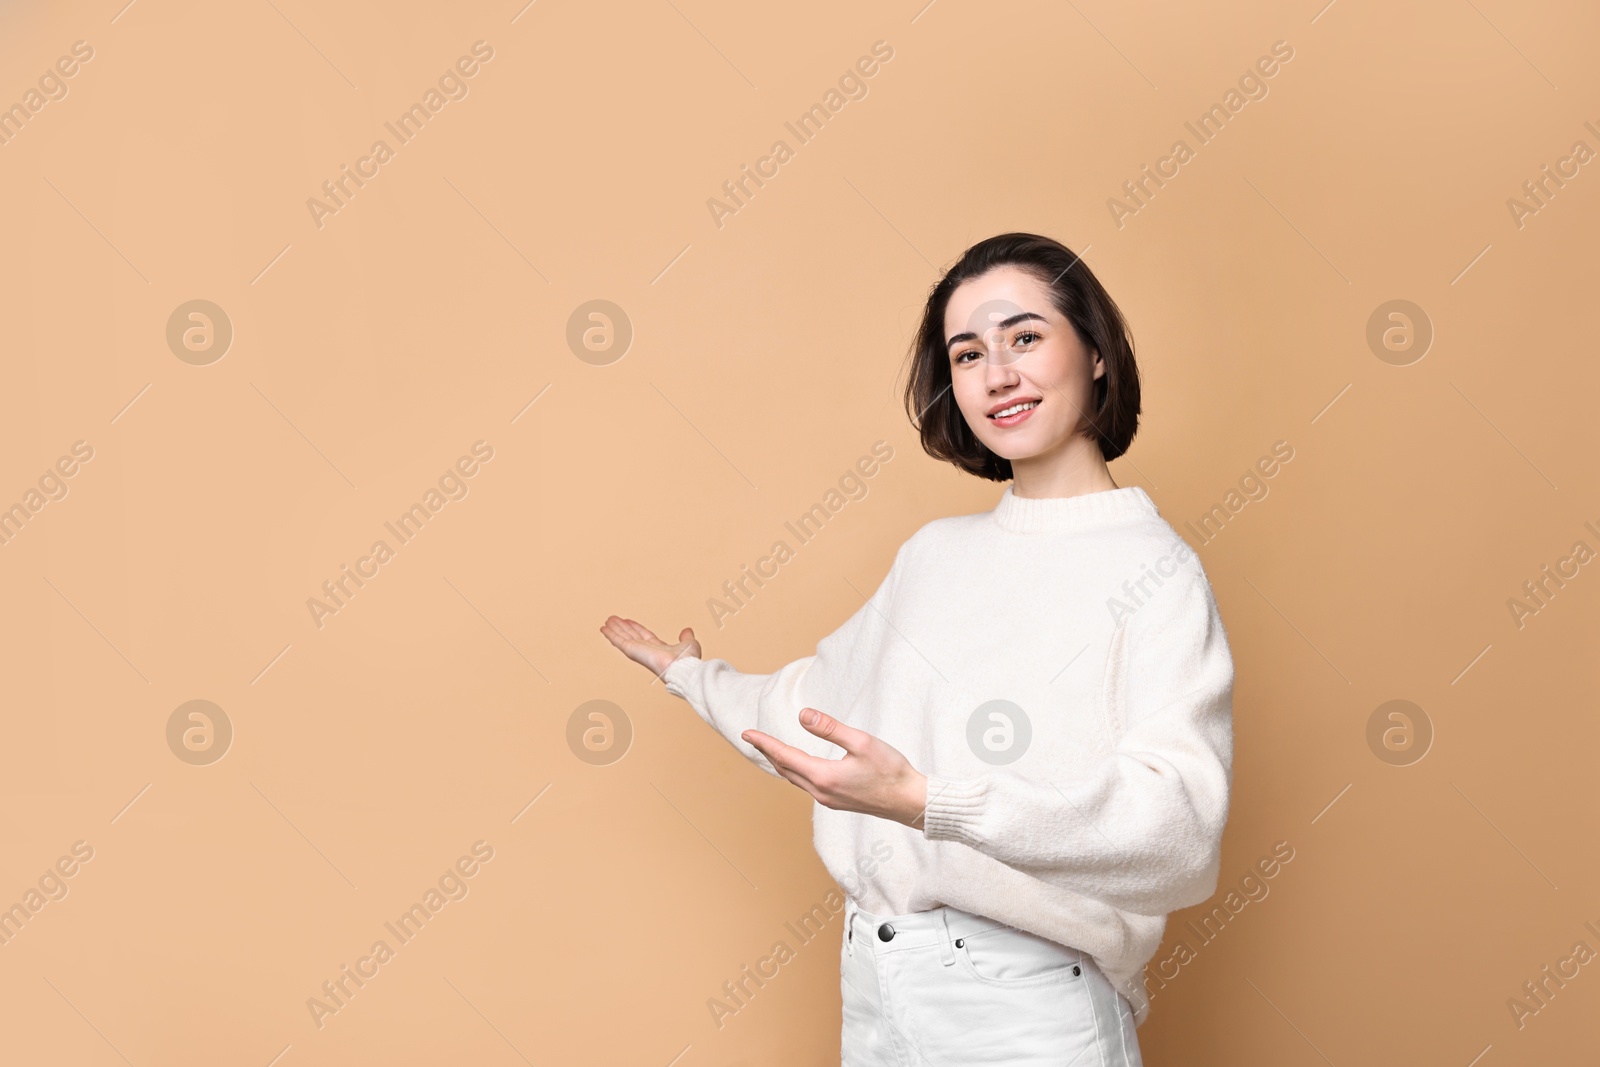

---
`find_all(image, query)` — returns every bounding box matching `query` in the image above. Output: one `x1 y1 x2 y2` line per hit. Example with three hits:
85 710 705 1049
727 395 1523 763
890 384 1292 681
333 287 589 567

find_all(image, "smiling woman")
602 233 1234 1067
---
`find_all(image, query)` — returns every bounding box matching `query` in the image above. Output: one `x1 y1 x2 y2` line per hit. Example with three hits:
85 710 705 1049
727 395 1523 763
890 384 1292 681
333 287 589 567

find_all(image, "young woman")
602 232 1235 1065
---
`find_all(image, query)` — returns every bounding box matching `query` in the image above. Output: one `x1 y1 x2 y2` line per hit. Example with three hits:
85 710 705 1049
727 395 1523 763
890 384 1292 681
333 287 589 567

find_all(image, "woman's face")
942 265 1104 465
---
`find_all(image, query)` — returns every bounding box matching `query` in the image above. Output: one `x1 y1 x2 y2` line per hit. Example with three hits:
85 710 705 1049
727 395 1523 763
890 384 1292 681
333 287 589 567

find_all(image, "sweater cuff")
661 653 702 697
921 774 989 844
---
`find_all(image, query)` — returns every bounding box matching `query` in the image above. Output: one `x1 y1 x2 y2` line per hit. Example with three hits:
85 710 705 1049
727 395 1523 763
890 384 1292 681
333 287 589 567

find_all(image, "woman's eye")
955 333 1036 363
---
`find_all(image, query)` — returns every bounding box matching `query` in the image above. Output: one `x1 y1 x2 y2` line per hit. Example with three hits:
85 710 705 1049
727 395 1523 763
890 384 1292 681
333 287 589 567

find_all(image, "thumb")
798 707 866 752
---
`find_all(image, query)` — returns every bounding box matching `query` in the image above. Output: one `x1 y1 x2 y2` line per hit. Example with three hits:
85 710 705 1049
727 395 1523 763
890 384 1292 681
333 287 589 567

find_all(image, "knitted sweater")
663 484 1234 1026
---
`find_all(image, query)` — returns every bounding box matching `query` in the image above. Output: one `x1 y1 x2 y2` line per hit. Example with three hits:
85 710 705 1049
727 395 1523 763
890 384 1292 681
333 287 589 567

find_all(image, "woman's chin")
979 437 1043 462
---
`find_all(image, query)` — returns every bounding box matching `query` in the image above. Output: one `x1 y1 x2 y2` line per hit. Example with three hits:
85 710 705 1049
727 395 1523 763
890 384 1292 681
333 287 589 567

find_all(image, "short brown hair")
902 232 1141 481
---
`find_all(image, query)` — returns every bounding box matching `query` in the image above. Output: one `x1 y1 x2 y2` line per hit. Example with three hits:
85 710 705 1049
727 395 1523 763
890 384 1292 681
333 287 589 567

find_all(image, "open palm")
600 614 929 827
599 615 701 679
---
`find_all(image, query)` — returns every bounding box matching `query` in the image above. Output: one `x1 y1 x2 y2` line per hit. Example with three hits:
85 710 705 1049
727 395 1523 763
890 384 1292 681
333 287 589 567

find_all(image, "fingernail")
801 708 817 725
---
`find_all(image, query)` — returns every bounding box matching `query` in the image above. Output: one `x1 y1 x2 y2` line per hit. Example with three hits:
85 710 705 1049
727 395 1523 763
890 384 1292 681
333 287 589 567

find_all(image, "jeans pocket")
955 926 1085 985
894 941 1102 1067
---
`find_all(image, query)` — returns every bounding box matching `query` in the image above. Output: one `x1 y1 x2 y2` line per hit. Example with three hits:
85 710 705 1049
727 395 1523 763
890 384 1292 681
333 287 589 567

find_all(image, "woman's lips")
989 399 1040 427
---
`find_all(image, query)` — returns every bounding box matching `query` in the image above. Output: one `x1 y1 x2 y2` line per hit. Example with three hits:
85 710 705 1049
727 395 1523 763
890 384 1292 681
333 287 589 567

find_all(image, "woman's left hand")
742 708 929 829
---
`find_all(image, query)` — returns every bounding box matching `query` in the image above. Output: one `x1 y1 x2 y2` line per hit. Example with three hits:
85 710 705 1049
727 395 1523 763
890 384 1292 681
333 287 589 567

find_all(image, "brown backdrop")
2 0 1597 1063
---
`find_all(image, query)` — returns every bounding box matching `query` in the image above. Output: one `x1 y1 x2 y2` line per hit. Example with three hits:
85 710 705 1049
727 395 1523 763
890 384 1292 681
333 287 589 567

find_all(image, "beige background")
2 0 1597 1062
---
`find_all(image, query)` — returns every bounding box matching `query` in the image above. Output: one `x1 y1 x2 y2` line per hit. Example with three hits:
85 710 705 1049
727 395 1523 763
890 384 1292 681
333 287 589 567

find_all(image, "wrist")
903 772 928 829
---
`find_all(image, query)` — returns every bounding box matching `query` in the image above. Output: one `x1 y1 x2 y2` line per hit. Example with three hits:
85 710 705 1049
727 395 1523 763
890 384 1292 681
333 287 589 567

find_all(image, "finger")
741 729 829 790
617 617 660 643
600 619 651 655
796 707 874 755
739 731 793 783
607 617 670 651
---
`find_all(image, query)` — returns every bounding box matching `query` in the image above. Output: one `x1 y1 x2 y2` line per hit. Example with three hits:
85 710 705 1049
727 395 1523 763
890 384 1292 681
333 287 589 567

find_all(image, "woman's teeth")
991 401 1039 418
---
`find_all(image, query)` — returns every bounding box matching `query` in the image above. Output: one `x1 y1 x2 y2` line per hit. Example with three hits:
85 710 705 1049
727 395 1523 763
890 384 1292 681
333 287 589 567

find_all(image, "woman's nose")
983 345 1022 381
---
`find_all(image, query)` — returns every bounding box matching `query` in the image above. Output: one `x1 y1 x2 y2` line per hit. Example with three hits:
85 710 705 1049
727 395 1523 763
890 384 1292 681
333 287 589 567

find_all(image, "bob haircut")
902 232 1141 481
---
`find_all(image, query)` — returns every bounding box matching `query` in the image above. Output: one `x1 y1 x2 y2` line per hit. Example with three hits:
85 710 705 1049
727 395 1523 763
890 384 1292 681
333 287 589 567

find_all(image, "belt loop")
936 908 956 967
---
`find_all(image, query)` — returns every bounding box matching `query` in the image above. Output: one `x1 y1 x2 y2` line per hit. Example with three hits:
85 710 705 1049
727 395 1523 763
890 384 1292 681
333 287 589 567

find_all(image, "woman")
602 232 1235 1065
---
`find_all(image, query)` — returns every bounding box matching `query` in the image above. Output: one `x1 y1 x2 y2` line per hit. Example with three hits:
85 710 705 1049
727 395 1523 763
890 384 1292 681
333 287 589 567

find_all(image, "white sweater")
663 484 1234 1025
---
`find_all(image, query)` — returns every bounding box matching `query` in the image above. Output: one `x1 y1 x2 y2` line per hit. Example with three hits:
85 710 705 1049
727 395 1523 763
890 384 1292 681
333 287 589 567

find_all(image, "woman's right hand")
599 616 702 679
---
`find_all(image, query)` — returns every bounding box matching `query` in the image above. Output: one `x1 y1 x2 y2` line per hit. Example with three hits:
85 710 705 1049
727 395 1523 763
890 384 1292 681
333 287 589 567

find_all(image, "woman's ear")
1091 347 1105 381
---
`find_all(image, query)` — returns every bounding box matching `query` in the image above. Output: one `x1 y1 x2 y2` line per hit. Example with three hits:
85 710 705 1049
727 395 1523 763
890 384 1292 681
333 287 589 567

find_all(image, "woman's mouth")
988 399 1040 427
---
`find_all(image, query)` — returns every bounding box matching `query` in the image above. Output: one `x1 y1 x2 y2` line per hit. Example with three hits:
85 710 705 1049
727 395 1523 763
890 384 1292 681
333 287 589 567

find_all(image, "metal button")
954 938 964 948
1072 965 1081 976
877 923 895 942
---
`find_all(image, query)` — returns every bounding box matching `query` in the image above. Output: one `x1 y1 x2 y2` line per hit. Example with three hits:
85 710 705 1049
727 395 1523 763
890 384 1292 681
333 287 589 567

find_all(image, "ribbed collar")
991 483 1157 534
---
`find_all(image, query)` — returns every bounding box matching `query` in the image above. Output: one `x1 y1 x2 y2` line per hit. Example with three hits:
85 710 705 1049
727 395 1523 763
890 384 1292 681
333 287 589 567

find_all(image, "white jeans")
841 896 1143 1066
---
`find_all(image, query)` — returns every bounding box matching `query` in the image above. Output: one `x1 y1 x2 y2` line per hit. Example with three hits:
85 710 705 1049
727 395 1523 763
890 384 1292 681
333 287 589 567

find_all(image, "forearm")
919 751 1230 913
663 653 827 778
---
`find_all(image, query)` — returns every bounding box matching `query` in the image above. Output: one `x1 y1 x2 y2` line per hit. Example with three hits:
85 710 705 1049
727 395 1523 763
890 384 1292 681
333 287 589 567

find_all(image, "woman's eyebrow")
946 311 1050 351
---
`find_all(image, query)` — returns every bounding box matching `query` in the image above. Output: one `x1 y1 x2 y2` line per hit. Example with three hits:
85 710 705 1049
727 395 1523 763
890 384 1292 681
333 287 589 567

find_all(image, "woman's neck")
1009 444 1119 500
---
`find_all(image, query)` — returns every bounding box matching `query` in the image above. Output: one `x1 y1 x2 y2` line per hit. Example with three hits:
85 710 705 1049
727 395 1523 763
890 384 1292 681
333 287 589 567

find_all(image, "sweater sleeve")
920 563 1234 915
661 542 908 779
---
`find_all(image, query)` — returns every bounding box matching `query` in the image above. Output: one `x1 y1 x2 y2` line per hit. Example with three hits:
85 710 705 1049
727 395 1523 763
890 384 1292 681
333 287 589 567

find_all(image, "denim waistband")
843 896 1087 967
